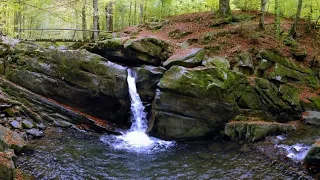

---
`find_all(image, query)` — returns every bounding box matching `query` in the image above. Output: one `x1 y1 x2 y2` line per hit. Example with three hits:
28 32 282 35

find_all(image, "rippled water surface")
16 128 311 180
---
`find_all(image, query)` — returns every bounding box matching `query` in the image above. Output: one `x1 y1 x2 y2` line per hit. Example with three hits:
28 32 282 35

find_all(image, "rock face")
5 48 130 125
224 121 296 142
83 37 173 66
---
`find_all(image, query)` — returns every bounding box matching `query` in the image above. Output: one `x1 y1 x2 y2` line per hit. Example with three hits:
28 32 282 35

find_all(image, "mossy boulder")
84 37 173 66
304 141 320 170
279 84 302 111
158 66 248 101
260 50 319 87
224 121 296 142
202 57 230 69
151 66 250 139
233 52 254 76
237 85 264 110
163 48 204 69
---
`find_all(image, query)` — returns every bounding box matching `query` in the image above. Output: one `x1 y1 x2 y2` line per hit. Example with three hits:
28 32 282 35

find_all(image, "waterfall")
127 69 148 132
100 69 174 153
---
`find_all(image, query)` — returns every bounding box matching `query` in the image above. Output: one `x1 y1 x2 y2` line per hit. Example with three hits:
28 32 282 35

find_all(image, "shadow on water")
16 127 312 180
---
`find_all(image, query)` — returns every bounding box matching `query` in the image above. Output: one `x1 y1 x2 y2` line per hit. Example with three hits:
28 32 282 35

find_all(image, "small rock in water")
22 120 34 129
26 128 44 137
10 120 21 129
37 123 46 130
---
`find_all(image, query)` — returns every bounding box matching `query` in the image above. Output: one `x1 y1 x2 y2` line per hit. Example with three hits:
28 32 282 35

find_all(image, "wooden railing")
17 28 112 42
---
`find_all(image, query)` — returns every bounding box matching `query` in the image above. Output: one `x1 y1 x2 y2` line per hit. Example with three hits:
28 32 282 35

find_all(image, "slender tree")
274 0 281 38
82 0 87 40
219 0 231 16
288 0 303 38
105 0 114 31
259 0 267 30
93 0 99 40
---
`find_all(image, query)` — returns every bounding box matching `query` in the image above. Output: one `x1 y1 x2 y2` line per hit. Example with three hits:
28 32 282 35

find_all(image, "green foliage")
0 0 320 38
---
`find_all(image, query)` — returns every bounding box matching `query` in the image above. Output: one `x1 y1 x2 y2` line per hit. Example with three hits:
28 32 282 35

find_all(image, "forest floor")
120 10 320 68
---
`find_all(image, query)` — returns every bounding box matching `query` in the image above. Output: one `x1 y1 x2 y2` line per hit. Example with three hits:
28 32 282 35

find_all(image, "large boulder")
149 66 247 140
163 48 204 68
5 47 130 125
224 121 296 142
202 56 230 69
84 37 173 66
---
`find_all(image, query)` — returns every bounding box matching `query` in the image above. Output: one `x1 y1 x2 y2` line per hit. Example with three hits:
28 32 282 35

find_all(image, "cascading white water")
127 69 148 132
100 69 174 153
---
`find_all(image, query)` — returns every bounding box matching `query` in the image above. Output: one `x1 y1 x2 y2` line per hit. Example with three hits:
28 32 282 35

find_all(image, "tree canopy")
0 0 319 39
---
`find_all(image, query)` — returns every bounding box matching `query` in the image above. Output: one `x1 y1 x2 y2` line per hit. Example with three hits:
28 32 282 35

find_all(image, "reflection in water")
17 128 308 179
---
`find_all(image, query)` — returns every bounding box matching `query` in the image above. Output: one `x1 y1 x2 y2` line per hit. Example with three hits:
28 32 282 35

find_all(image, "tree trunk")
129 0 133 26
139 0 144 24
219 0 231 16
259 0 267 30
82 0 87 40
274 0 281 38
93 0 99 40
105 0 113 31
288 0 303 38
134 0 137 25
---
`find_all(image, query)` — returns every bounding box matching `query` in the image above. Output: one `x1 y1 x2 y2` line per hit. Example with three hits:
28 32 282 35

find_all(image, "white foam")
278 143 310 162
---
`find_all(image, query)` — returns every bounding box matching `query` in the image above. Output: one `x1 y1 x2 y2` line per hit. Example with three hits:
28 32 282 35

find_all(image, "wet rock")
224 121 296 142
303 111 320 126
304 140 320 170
36 123 46 130
54 120 74 128
26 129 44 137
163 48 204 69
133 65 166 103
10 120 21 129
22 120 34 129
0 125 26 151
202 57 230 69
